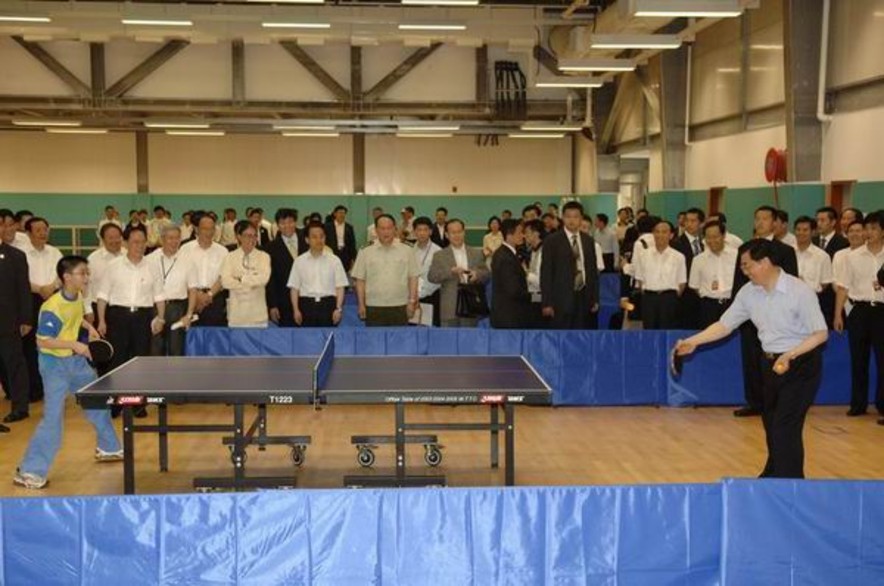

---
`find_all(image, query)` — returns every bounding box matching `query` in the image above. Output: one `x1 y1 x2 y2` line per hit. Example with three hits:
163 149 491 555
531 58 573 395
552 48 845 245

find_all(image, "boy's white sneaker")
95 447 124 462
13 470 47 489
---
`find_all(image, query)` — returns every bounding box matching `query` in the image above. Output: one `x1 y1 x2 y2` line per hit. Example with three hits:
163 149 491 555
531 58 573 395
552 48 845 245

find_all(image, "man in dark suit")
430 207 450 249
540 201 601 329
814 206 849 327
324 205 357 272
491 219 532 329
672 207 706 329
266 208 304 327
248 208 272 251
813 206 849 259
0 209 33 430
731 205 799 418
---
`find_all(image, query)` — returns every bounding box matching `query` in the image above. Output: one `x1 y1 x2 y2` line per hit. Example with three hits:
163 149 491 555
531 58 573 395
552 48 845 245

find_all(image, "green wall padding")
852 182 884 213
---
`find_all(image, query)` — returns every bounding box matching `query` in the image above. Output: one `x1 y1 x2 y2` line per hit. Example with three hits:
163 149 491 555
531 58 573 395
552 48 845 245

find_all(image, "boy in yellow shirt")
14 256 122 490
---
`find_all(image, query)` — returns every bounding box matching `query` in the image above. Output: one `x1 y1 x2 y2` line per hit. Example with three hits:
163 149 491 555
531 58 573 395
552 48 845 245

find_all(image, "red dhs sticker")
116 396 145 406
480 394 506 404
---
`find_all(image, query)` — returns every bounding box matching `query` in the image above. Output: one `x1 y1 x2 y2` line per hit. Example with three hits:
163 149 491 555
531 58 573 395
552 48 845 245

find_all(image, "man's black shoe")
846 408 867 417
3 411 29 423
0 424 9 433
733 406 762 417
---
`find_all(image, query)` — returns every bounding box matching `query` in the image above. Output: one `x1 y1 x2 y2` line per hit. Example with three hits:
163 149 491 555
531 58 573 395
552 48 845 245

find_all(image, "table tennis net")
313 334 335 393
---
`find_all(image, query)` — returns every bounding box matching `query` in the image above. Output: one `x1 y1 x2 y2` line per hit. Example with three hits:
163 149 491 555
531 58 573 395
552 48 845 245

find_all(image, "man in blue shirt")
675 239 828 479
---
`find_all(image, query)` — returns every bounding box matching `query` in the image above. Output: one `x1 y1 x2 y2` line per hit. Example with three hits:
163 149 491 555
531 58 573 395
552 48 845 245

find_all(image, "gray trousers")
151 299 188 357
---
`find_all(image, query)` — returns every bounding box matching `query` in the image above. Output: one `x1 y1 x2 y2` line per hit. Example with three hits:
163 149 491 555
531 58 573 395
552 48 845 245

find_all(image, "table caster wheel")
290 445 306 467
357 447 375 468
424 445 442 467
230 450 247 466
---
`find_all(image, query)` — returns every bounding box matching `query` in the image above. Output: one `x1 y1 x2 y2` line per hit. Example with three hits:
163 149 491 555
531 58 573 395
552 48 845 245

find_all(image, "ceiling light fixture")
535 77 604 88
398 24 467 31
274 124 337 131
122 19 193 27
166 130 225 136
45 128 108 135
398 125 461 132
144 122 211 129
402 0 479 5
282 132 340 137
261 22 332 29
395 133 455 138
508 133 566 139
558 58 635 72
13 119 81 127
0 15 51 23
248 0 324 4
590 33 682 50
629 0 742 18
520 123 583 132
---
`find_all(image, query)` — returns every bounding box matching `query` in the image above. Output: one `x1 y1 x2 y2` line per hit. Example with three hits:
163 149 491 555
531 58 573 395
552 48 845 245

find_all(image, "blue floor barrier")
3 479 883 584
186 327 877 407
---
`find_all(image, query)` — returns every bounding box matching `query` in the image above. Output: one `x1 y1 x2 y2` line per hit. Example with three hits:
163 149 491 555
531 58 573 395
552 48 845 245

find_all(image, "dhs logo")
116 396 145 406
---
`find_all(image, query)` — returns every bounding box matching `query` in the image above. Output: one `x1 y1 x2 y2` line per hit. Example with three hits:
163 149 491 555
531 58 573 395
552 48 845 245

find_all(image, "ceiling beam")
105 40 189 99
364 42 442 102
11 36 91 98
279 41 351 102
232 39 246 105
476 45 489 105
90 43 105 100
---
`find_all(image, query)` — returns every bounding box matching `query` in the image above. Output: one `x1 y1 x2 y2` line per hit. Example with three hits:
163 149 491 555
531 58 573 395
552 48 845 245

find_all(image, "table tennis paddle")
88 339 114 365
669 346 684 378
171 314 199 331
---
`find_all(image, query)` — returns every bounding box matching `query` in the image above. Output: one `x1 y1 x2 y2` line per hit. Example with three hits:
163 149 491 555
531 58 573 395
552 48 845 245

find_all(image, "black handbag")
456 282 490 318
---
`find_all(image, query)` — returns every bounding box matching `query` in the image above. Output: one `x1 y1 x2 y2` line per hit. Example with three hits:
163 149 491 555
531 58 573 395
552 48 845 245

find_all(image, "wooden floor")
1 399 882 497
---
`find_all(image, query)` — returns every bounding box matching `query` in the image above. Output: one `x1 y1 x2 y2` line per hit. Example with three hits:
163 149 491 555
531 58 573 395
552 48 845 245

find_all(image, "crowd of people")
0 198 881 487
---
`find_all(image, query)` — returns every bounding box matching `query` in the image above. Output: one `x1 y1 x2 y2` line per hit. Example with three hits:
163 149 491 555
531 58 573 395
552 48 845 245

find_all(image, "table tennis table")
77 334 552 494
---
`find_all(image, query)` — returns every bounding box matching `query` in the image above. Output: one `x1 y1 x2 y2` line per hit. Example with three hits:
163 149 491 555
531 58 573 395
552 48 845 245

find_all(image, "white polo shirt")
288 250 349 299
689 247 737 300
98 255 164 308
839 244 884 303
796 243 833 293
635 246 687 292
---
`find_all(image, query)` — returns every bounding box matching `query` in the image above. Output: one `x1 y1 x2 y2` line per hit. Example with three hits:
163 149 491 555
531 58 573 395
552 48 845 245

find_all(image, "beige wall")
365 135 572 195
685 125 786 189
822 106 884 182
0 132 137 193
148 134 354 194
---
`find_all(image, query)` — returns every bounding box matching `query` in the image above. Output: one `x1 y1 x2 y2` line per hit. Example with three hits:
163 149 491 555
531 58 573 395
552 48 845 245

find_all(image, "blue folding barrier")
187 327 874 407
3 480 883 584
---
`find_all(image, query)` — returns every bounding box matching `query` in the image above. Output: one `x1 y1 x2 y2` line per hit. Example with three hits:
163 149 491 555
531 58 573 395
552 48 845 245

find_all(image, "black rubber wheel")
357 447 375 468
291 446 305 467
424 446 442 467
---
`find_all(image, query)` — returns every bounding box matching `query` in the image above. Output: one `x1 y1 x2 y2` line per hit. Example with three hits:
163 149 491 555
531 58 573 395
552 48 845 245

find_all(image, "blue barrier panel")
187 327 874 407
721 479 884 585
0 485 722 585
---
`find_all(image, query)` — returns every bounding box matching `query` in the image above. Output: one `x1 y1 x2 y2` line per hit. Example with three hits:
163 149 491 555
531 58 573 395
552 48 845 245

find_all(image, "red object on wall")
764 148 787 207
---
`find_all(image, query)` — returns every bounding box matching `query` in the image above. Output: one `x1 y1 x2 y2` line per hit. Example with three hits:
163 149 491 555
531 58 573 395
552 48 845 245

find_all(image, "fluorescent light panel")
536 77 603 88
398 24 467 31
262 22 331 29
144 122 210 129
46 128 108 135
13 119 81 127
402 0 479 5
274 124 337 131
558 58 635 72
508 133 566 139
590 34 681 50
0 15 51 23
248 0 324 4
122 19 193 26
282 132 340 137
398 125 461 132
631 0 742 18
520 123 583 132
395 133 454 138
166 130 225 136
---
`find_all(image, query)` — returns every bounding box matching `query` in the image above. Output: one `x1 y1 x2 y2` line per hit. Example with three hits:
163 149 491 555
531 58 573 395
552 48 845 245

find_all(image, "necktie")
571 234 585 291
692 238 701 256
820 236 827 250
286 238 297 257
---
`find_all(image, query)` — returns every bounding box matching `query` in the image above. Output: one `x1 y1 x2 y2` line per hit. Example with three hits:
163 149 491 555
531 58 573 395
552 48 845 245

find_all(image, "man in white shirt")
179 211 194 242
706 213 744 250
400 207 417 244
96 226 165 417
593 213 618 272
22 217 63 404
12 210 34 252
352 214 420 327
794 216 834 327
219 208 238 248
148 225 194 356
288 222 349 327
834 211 884 419
832 219 867 321
85 223 125 330
146 206 171 251
366 207 383 245
634 219 687 330
689 220 737 328
221 221 272 328
97 205 122 239
412 217 441 326
180 212 230 327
